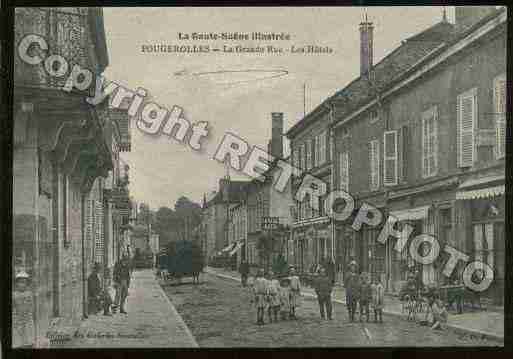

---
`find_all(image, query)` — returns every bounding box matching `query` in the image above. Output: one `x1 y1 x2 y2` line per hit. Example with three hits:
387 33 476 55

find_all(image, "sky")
103 6 455 210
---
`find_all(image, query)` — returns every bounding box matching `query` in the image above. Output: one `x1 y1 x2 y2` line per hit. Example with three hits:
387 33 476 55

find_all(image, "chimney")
359 14 374 76
455 6 497 32
270 112 284 159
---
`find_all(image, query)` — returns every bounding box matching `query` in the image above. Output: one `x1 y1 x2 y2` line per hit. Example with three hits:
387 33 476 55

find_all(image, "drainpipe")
81 193 87 319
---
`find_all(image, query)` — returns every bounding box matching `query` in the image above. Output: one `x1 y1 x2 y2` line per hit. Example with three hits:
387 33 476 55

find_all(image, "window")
383 131 398 186
369 139 380 190
473 223 494 269
494 74 506 159
301 143 306 171
319 131 327 165
439 208 453 246
339 152 349 191
306 139 312 170
62 174 69 248
293 147 300 170
370 109 379 123
457 88 477 167
422 106 438 178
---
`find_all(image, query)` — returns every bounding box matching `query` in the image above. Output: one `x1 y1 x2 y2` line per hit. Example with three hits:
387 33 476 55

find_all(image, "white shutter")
339 152 349 191
319 131 326 165
422 107 438 177
306 139 312 170
457 88 477 167
293 148 300 170
298 145 303 171
369 140 380 190
494 74 506 159
383 131 398 186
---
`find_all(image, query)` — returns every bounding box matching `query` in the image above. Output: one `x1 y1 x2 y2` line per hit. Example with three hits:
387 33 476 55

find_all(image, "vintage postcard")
10 6 506 348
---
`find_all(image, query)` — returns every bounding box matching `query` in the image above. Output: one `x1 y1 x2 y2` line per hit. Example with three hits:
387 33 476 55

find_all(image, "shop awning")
229 242 243 256
456 175 505 200
389 205 430 221
456 185 505 200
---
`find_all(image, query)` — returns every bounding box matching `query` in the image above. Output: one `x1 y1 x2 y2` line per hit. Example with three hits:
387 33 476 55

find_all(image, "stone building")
201 180 247 263
329 6 505 305
12 7 130 347
245 113 293 268
286 97 334 275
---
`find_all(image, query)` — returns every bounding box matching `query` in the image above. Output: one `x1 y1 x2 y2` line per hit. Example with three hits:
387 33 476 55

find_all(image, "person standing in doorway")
114 255 131 314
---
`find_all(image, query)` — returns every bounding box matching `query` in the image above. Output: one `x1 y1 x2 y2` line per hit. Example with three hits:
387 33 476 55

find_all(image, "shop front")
455 176 505 306
291 217 331 273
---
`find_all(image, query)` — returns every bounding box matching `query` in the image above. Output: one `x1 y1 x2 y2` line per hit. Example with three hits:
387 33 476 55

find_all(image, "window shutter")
299 144 304 171
369 140 379 190
339 152 349 191
494 74 506 159
306 139 312 170
401 126 409 182
312 137 317 168
422 107 438 177
383 131 398 186
457 89 477 167
319 134 323 165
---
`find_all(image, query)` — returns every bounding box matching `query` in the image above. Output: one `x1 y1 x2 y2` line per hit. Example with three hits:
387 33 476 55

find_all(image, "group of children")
251 267 301 325
346 269 385 323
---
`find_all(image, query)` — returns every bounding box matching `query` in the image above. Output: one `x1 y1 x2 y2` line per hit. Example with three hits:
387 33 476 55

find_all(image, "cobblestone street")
162 272 502 347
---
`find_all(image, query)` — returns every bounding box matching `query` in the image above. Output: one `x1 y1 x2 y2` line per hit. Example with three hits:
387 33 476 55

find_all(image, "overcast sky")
103 6 455 210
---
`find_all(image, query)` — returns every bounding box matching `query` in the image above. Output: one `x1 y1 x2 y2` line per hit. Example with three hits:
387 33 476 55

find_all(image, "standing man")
288 266 301 320
314 267 333 320
345 265 360 322
239 259 250 287
114 255 131 314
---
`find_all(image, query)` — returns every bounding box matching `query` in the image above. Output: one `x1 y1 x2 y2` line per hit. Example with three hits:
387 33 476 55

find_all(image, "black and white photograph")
8 5 507 349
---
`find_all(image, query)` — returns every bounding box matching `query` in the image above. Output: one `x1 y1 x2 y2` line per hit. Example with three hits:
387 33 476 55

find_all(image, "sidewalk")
52 269 198 348
206 266 504 342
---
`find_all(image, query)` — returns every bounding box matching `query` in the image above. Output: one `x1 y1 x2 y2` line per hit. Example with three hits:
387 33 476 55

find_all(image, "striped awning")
456 185 505 200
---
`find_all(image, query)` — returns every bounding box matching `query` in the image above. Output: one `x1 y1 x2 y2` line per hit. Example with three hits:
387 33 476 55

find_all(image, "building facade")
329 7 506 305
12 7 130 347
286 91 334 275
201 179 246 263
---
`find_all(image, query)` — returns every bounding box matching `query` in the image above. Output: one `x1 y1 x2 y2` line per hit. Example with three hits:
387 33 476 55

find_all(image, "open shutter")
369 140 380 190
457 88 477 167
300 144 305 171
383 131 398 186
339 152 349 191
422 107 438 177
494 74 506 159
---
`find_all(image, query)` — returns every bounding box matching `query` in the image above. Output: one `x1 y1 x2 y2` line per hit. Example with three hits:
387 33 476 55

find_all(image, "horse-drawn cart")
157 241 204 284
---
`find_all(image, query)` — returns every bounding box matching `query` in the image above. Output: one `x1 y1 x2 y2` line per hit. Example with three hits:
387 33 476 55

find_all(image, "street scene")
10 5 506 349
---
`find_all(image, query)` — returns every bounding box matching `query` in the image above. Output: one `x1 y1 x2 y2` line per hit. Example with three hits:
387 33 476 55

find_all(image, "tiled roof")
287 7 506 137
286 20 454 137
